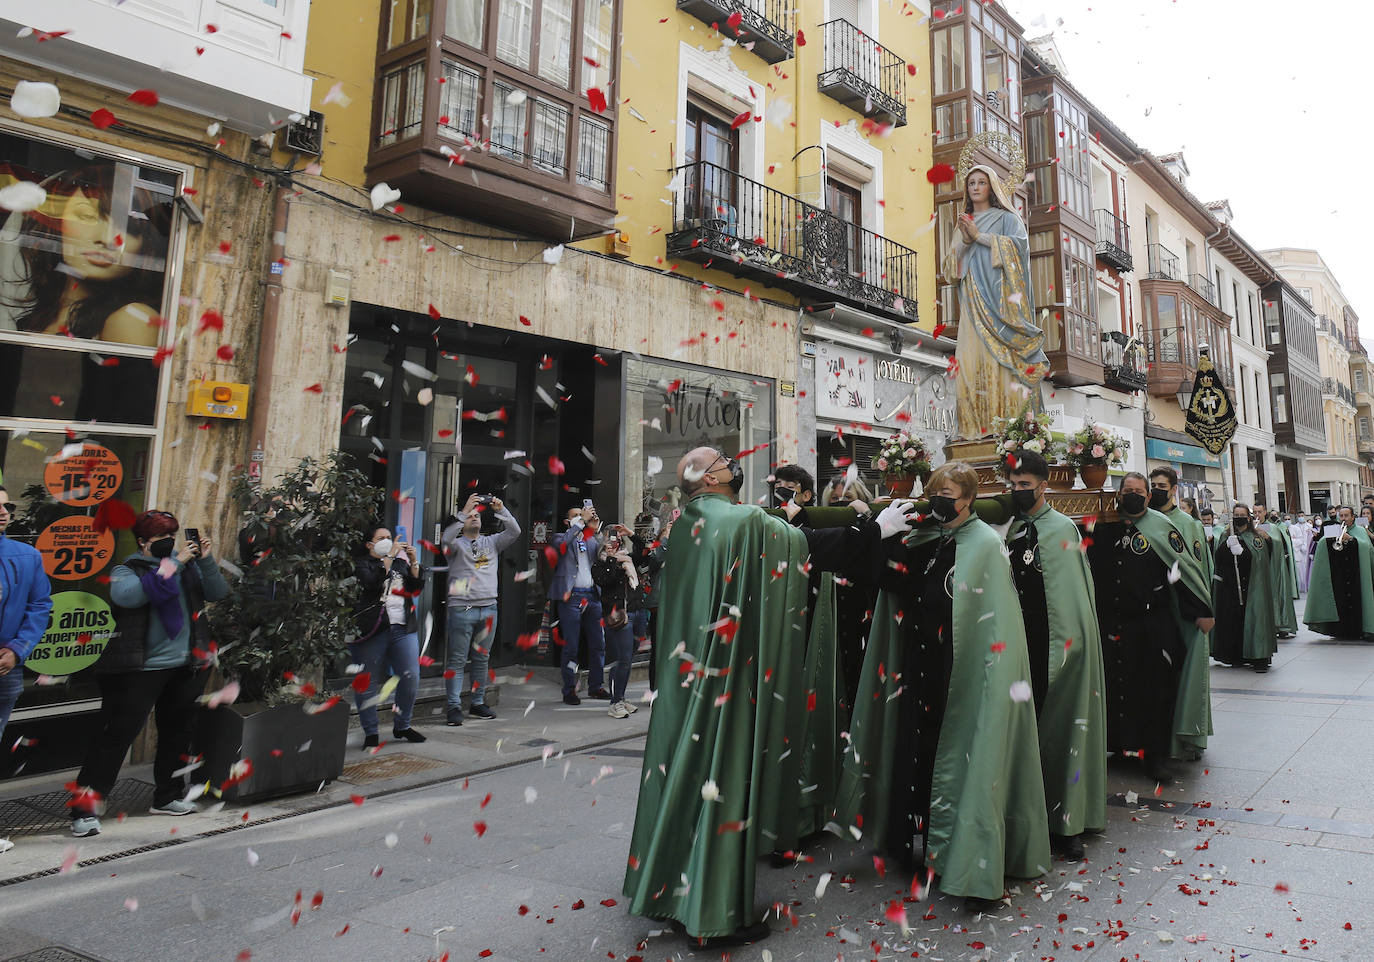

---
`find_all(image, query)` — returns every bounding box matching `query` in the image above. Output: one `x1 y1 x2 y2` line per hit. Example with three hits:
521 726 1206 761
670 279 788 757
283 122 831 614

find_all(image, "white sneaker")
71 816 101 837
149 799 198 816
623 699 639 714
608 701 630 719
0 838 13 853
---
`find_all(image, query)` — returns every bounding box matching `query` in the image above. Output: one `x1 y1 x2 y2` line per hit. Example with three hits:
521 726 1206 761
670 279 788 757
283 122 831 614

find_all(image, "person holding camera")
441 494 521 725
593 523 640 718
350 525 427 748
549 504 609 705
69 510 229 837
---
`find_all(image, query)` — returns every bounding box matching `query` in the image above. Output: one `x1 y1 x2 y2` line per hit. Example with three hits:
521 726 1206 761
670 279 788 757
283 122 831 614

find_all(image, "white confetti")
646 456 663 477
815 871 832 899
370 182 401 210
384 833 398 848
124 897 139 911
10 80 60 118
417 387 434 406
700 779 721 802
0 181 45 213
542 244 564 265
1009 680 1033 702
524 786 538 804
246 848 259 866
400 359 436 381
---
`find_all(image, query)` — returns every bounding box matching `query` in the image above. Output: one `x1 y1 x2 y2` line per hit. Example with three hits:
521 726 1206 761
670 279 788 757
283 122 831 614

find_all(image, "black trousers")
74 665 207 813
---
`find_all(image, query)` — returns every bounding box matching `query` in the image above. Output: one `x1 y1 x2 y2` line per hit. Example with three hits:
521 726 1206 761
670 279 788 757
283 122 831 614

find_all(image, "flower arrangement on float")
871 429 932 497
1062 422 1130 489
990 406 1062 476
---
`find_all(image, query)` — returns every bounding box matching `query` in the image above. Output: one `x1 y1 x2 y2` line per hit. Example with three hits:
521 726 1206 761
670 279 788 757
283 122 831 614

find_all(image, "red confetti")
991 641 1007 653
473 821 487 837
480 792 492 809
926 163 956 185
127 89 159 106
428 303 442 320
518 315 532 326
92 499 137 533
730 109 752 129
796 28 806 45
198 309 224 334
587 87 608 113
571 899 586 910
89 108 117 129
303 383 324 393
599 898 617 907
548 456 566 475
218 241 232 254
907 63 917 76
518 905 530 916
350 794 365 806
350 672 372 694
216 344 235 361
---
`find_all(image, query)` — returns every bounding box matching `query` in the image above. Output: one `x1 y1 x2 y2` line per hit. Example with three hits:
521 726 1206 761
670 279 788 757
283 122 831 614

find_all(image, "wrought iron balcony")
1145 243 1180 281
818 19 907 127
676 0 794 63
1093 209 1132 272
1101 331 1147 392
1322 377 1356 406
1189 273 1217 307
665 161 918 323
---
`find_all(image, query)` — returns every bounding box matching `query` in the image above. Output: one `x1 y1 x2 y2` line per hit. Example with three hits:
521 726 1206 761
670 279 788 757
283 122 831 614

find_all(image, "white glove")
876 500 916 540
1227 534 1243 556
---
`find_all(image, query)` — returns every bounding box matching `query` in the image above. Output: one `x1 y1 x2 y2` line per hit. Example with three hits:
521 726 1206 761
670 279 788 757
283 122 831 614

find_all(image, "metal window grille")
577 116 611 191
439 60 482 139
377 61 425 146
490 80 524 160
531 99 569 176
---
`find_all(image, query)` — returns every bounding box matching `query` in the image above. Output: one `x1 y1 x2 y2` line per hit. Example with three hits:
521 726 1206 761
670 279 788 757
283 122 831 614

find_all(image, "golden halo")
956 131 1027 202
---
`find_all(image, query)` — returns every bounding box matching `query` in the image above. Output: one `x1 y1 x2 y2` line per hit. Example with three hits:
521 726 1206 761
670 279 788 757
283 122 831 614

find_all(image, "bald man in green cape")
1305 506 1374 639
1148 467 1213 761
1255 504 1298 637
832 461 1050 911
1005 451 1106 863
623 447 912 947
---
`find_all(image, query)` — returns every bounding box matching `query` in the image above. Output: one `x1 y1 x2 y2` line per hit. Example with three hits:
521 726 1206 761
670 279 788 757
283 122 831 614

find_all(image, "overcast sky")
1003 0 1373 334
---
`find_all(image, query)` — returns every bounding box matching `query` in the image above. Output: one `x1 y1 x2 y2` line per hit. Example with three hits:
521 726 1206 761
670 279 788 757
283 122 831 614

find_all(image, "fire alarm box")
187 381 250 419
606 230 631 259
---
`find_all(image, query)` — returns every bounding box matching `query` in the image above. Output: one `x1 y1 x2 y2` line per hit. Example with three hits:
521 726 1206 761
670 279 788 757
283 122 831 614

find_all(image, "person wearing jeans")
548 506 612 705
593 533 640 718
442 494 520 725
70 510 228 838
0 488 53 853
349 526 426 748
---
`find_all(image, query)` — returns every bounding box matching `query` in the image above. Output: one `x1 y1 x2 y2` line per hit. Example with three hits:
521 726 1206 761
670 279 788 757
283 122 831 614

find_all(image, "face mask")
1148 489 1170 510
371 538 393 558
724 457 744 495
1233 516 1249 529
1119 492 1147 516
928 495 960 523
774 487 796 507
1010 488 1039 514
147 537 176 559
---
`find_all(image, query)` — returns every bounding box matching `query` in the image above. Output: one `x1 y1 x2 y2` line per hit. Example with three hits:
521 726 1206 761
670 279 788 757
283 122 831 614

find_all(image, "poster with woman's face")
0 130 177 425
0 131 175 345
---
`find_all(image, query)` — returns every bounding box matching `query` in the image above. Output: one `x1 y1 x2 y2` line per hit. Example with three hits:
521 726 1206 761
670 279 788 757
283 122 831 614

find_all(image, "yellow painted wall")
291 0 382 186
588 0 935 330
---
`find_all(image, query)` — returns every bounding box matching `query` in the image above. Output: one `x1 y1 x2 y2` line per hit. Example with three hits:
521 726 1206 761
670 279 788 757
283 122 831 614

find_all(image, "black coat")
352 554 425 637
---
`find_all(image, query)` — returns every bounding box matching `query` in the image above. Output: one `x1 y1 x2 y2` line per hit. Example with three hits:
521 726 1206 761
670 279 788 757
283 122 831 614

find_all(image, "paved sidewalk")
4 600 1374 961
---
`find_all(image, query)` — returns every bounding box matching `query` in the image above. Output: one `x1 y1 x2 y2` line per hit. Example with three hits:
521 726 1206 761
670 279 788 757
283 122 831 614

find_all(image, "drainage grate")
338 752 447 785
2 947 109 962
0 779 154 839
521 737 557 748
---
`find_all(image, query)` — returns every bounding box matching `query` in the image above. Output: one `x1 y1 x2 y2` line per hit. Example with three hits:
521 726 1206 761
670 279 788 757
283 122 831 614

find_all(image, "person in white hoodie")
441 495 520 725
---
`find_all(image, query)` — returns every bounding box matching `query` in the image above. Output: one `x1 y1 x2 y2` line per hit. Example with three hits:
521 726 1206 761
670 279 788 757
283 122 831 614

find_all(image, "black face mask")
147 537 176 559
1148 489 1170 510
1233 516 1249 529
773 487 797 507
724 457 744 495
928 495 960 523
1119 492 1147 516
1010 488 1039 514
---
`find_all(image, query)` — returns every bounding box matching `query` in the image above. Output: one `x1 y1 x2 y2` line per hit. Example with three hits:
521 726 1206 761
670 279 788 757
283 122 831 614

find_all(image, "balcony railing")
1145 243 1180 281
1360 437 1374 456
1093 209 1132 272
818 19 907 127
1322 377 1357 406
676 0 794 63
1188 273 1217 307
1101 331 1147 392
666 161 918 322
1317 316 1351 351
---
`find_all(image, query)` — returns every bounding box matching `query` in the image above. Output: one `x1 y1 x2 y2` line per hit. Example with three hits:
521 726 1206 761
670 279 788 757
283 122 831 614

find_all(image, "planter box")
195 700 349 803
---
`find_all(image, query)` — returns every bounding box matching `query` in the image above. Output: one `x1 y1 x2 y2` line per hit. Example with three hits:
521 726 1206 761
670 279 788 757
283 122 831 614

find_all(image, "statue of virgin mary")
946 163 1050 438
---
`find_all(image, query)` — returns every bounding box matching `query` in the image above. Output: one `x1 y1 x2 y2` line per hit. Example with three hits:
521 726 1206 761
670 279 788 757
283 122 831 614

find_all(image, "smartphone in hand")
396 524 408 544
185 528 201 556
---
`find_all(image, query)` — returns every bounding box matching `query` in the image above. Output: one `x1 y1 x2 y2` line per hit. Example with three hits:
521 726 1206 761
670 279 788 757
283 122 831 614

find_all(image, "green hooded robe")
832 515 1051 900
1260 522 1299 633
623 494 810 938
1162 505 1213 759
1007 503 1107 838
1305 525 1374 638
1210 525 1278 662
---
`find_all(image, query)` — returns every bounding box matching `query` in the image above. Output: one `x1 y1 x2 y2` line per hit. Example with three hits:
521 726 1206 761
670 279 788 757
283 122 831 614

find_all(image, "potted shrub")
990 405 1063 477
195 453 385 802
871 429 932 498
1063 422 1130 490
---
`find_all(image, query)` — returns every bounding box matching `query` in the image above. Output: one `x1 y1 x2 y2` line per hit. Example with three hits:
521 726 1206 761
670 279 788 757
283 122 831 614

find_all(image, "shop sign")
42 442 123 506
815 343 874 421
24 590 113 676
35 516 116 581
1146 438 1223 468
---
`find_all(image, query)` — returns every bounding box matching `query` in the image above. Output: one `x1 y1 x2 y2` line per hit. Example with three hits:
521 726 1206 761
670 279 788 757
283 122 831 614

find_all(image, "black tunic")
1008 517 1050 715
878 529 956 869
1087 520 1210 761
1211 533 1260 665
1326 538 1365 638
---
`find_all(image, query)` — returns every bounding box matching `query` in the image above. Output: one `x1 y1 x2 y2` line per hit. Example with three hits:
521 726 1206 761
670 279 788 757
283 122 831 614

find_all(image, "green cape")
1144 508 1213 758
794 572 840 842
623 494 810 937
1305 526 1374 637
1007 503 1107 837
1261 523 1299 632
832 515 1050 900
1211 527 1277 660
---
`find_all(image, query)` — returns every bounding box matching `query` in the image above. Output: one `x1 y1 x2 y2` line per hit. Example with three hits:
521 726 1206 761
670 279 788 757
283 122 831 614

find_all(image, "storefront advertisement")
623 358 774 524
815 343 874 422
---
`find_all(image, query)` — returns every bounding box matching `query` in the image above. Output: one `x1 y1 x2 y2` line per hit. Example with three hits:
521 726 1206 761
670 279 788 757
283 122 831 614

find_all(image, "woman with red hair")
68 509 228 838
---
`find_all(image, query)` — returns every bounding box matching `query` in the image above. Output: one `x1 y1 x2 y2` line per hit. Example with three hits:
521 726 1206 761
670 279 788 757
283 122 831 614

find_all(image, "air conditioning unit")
283 110 324 155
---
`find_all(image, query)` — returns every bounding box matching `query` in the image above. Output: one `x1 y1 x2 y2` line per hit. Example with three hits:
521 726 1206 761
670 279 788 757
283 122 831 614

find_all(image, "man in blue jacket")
548 505 615 706
1 486 53 850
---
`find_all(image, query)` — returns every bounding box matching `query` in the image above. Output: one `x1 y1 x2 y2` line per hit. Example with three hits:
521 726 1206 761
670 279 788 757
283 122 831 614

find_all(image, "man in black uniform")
1086 473 1214 782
